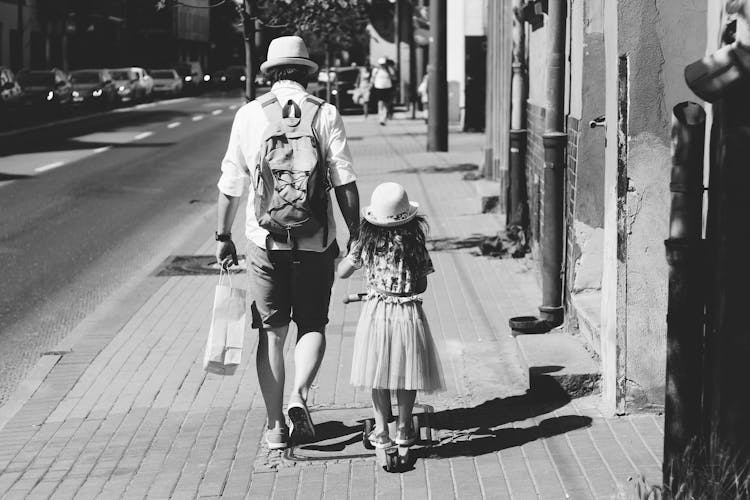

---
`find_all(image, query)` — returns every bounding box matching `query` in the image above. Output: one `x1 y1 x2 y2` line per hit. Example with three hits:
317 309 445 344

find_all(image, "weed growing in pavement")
623 438 750 499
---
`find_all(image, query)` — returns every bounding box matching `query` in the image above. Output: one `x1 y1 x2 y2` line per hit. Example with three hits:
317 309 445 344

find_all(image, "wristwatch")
215 231 232 242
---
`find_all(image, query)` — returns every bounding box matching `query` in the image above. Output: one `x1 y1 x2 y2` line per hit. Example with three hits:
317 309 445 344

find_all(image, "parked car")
224 65 247 89
0 66 23 110
312 66 362 111
174 61 204 94
149 69 183 97
69 69 117 108
254 72 270 87
110 67 152 103
16 68 73 110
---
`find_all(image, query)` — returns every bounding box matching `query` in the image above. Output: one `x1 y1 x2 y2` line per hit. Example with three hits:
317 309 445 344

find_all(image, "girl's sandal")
394 426 417 446
368 430 395 449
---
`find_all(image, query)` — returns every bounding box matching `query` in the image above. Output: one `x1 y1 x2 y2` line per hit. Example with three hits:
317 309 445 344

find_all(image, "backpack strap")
299 95 330 248
257 92 282 128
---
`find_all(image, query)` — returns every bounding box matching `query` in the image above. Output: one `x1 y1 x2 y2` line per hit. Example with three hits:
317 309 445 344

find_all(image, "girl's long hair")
358 215 429 273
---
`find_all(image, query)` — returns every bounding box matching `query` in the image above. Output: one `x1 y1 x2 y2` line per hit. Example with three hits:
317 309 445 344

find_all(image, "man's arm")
216 192 241 268
334 181 360 248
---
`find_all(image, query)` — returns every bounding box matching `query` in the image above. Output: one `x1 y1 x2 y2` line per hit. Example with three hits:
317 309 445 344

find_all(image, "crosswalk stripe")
134 132 153 141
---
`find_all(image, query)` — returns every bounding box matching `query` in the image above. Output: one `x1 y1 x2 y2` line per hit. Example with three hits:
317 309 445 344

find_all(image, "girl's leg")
371 388 393 432
396 389 417 429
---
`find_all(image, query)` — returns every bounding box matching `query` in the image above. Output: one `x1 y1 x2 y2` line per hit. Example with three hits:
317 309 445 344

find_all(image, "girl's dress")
347 237 445 393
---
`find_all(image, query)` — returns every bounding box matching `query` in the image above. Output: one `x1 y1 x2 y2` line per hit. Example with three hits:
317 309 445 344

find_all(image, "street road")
0 93 245 407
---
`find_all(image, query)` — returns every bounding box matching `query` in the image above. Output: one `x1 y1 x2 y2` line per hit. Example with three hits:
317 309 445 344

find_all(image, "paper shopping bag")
203 270 246 375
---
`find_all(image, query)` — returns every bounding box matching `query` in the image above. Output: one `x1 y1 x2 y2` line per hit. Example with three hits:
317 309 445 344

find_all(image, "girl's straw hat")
363 182 419 227
260 36 319 75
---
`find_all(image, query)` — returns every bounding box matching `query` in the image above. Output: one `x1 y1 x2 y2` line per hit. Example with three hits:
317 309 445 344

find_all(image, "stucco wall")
602 0 707 412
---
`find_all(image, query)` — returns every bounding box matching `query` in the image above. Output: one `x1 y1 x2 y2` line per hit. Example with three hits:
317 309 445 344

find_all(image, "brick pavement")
0 114 663 499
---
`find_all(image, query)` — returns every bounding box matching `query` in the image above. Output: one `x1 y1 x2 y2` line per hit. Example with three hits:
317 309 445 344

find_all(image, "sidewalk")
0 114 663 499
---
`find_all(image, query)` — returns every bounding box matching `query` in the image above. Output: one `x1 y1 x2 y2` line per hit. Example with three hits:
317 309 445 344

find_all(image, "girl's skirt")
350 292 446 393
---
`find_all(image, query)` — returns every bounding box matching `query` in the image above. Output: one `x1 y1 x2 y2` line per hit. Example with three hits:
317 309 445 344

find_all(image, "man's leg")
256 324 290 429
291 328 326 401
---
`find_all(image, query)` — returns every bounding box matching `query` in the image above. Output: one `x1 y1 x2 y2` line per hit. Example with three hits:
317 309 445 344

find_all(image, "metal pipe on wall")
663 102 706 484
508 0 529 230
539 0 567 327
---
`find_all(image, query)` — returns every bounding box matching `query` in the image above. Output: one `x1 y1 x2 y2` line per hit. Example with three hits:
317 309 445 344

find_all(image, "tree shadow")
0 109 194 156
0 173 32 182
389 163 479 174
427 235 486 252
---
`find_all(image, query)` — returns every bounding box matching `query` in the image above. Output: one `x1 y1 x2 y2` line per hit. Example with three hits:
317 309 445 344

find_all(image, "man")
215 36 360 450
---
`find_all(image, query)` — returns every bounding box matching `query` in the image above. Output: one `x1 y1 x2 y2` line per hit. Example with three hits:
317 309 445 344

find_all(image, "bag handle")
218 265 234 288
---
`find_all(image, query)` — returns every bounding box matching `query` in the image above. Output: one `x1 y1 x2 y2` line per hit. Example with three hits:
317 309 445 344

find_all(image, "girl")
338 182 445 448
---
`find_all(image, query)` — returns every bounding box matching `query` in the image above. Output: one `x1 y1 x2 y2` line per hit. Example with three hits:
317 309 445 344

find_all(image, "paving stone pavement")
0 114 663 499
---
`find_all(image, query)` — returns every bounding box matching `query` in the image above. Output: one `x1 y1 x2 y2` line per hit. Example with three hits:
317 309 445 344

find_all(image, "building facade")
489 0 719 414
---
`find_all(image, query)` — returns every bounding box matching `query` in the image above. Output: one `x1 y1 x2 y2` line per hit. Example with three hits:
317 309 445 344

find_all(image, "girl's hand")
337 258 357 279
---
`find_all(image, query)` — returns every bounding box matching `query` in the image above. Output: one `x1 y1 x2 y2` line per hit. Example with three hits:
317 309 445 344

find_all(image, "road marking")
35 161 65 173
229 104 238 110
133 102 157 110
212 109 223 116
134 132 153 141
167 122 181 129
93 146 111 154
192 115 204 122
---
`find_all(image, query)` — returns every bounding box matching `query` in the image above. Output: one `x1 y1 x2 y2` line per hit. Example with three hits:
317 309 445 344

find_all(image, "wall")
566 0 606 350
601 0 706 414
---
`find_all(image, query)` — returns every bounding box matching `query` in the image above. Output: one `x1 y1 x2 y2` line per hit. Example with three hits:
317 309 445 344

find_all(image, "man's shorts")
247 241 339 334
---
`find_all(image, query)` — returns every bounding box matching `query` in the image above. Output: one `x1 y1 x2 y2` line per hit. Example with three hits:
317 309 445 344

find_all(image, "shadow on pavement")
428 234 487 252
418 378 593 459
0 109 196 156
0 173 32 182
389 162 479 174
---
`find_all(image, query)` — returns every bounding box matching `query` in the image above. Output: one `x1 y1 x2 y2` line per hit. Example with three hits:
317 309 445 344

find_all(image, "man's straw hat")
260 36 319 75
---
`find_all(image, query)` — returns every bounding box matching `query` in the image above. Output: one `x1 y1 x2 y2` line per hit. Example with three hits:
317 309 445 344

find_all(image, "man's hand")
216 240 238 269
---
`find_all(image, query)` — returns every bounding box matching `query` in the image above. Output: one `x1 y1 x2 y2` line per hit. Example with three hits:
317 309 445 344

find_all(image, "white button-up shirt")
217 81 357 251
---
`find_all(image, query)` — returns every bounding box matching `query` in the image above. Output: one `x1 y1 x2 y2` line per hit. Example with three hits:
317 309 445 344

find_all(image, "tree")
259 0 369 65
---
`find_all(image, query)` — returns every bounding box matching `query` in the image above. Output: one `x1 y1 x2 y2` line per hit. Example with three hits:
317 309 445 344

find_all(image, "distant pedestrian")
216 35 360 450
353 65 372 118
417 71 429 123
371 57 394 125
337 182 445 449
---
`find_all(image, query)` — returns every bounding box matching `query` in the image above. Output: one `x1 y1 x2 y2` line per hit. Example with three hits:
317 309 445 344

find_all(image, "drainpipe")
508 0 529 230
663 102 706 484
539 0 567 327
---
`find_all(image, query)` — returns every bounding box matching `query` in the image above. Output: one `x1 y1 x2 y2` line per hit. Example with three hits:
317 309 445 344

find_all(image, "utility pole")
393 0 401 104
427 0 447 151
240 0 257 101
16 0 23 69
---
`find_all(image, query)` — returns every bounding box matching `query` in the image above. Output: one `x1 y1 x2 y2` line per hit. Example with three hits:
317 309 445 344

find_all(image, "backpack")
254 92 329 250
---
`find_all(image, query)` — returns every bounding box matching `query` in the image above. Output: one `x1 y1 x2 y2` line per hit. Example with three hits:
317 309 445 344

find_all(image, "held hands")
216 240 238 270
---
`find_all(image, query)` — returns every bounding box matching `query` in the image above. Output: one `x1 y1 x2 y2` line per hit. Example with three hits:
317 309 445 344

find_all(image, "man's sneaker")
394 425 417 446
265 426 289 450
368 429 395 449
287 396 315 444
